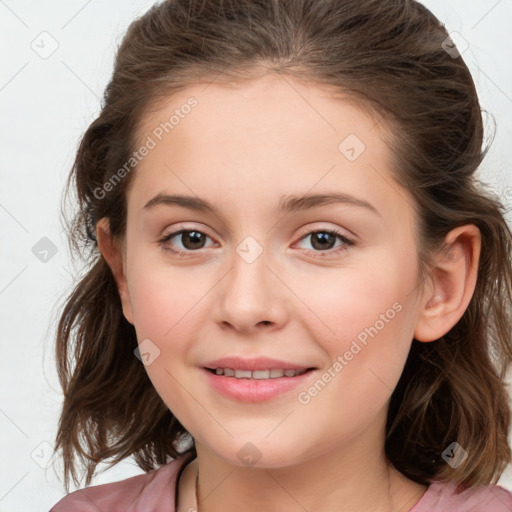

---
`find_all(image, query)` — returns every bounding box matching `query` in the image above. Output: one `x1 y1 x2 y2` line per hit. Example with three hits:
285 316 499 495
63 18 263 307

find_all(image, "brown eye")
309 231 337 250
159 229 214 255
296 229 355 257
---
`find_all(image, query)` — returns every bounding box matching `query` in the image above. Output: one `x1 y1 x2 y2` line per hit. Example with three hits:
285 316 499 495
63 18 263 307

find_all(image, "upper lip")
203 357 314 371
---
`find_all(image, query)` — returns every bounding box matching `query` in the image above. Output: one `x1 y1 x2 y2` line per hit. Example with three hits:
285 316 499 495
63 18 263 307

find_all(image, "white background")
1 1 511 510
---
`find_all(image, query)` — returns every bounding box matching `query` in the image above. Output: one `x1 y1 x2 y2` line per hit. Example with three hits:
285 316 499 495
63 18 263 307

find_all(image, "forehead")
136 72 382 153
129 73 412 226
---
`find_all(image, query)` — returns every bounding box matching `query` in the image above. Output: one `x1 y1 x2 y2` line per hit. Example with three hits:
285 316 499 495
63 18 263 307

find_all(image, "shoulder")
411 479 512 512
49 452 194 512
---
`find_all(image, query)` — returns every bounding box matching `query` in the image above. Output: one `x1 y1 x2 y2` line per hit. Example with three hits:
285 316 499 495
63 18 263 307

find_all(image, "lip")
202 357 316 403
202 356 312 372
202 368 314 403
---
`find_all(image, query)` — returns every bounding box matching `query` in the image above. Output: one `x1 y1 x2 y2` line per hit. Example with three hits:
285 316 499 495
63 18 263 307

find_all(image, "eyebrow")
143 192 380 216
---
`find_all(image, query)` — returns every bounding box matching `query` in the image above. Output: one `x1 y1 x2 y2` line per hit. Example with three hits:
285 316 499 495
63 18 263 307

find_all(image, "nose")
212 239 288 335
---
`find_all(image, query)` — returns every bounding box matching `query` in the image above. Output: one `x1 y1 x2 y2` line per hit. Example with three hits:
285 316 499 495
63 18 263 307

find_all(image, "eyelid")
159 224 217 247
160 223 353 244
161 221 354 239
161 223 215 240
158 222 356 257
295 223 355 242
293 226 355 257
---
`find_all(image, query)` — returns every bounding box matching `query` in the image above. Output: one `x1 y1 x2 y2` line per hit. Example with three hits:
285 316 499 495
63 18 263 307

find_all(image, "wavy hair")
54 0 512 492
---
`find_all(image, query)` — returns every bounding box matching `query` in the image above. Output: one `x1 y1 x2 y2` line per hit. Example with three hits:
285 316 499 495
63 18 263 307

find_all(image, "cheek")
125 248 212 365
125 264 198 418
292 259 412 346
295 254 417 397
126 249 197 336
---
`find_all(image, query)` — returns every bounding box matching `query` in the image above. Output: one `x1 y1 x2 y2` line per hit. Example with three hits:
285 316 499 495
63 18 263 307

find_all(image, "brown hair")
55 0 512 493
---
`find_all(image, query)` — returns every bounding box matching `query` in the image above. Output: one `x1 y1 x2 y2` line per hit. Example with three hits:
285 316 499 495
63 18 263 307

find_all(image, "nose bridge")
214 231 285 331
230 233 272 302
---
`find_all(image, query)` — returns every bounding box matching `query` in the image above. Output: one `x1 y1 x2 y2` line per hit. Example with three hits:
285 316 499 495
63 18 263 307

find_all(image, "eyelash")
157 227 355 258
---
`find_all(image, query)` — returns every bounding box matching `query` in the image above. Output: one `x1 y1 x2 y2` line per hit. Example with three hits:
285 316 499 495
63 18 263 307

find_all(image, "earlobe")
414 224 481 343
95 217 134 325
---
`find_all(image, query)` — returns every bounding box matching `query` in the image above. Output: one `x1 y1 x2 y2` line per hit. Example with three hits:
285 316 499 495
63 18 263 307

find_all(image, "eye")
158 228 215 256
295 228 355 257
157 226 355 257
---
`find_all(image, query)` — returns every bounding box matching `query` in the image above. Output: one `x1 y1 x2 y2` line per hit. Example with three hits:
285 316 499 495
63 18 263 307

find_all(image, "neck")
177 422 427 512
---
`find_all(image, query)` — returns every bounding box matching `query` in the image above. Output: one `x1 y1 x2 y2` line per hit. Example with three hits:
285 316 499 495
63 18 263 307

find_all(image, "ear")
96 217 134 325
414 224 481 342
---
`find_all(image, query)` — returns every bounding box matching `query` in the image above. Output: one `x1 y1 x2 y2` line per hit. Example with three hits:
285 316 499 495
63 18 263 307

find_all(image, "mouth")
201 357 317 402
202 364 317 403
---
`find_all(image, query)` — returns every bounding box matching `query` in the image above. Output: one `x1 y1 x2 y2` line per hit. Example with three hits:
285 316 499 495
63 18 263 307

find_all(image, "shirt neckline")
172 454 437 512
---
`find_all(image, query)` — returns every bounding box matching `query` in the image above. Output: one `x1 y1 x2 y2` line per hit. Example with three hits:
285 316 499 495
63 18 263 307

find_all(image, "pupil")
312 232 334 250
180 231 335 251
184 231 204 249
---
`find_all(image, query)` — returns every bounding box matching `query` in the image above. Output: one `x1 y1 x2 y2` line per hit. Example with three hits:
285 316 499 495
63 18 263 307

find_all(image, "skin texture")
97 72 481 512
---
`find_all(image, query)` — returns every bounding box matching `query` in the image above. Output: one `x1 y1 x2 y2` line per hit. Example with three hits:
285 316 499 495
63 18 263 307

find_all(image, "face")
113 73 429 468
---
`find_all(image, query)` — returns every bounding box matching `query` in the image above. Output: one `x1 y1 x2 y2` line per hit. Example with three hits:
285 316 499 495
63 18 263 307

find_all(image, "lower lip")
202 368 314 403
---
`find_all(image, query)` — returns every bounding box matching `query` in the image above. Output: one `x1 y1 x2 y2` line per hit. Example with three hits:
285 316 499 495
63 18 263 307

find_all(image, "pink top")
50 453 512 511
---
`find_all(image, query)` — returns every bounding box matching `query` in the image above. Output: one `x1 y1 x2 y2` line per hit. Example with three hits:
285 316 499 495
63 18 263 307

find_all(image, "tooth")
234 369 252 379
214 367 307 379
252 370 270 379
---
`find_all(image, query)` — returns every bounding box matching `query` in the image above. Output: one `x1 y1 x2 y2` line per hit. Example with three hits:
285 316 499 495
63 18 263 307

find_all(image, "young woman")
50 1 512 510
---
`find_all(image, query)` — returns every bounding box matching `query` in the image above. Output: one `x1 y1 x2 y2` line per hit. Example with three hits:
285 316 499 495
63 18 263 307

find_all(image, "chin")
206 437 311 470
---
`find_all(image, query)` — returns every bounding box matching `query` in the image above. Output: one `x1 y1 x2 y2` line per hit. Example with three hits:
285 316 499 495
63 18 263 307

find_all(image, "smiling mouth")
205 368 314 379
